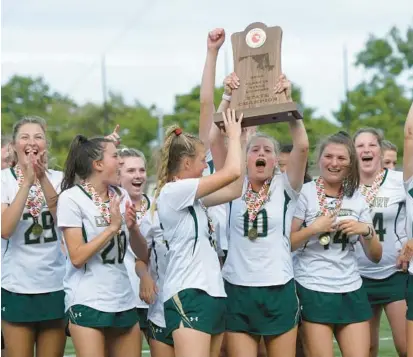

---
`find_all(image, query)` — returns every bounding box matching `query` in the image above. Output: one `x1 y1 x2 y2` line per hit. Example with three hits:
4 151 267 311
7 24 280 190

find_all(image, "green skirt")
1 288 65 323
297 283 372 324
362 272 408 305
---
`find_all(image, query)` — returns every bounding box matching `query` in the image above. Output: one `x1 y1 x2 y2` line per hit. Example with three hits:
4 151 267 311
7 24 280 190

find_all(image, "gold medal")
319 233 331 246
248 228 258 240
32 223 43 236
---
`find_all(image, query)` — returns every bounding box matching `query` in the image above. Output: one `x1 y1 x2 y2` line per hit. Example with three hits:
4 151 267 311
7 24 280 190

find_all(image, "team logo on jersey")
371 197 389 208
315 209 354 218
95 216 109 227
245 28 266 48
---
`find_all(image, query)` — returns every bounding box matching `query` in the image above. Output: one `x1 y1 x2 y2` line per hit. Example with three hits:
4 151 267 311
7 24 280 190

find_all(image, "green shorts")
362 272 408 305
1 288 65 323
164 288 226 337
67 305 138 329
225 279 299 336
296 283 372 324
137 308 148 330
406 275 413 321
147 320 174 346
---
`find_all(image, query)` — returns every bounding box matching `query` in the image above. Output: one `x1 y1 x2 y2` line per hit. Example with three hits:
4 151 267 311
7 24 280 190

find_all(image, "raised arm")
404 102 413 181
195 109 243 202
199 28 225 148
276 75 309 191
209 72 240 171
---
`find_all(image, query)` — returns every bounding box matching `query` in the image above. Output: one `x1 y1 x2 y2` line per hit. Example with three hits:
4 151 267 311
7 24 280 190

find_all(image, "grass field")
63 316 398 356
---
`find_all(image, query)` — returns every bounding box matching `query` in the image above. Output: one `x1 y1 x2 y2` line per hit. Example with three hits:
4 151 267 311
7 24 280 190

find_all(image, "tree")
334 25 413 154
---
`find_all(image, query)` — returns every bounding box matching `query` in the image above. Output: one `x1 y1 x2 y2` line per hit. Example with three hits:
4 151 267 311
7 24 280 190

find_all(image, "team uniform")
405 175 413 320
1 168 66 323
356 169 408 305
157 178 226 337
124 194 151 330
140 211 174 346
203 150 228 259
57 185 138 328
293 181 373 324
222 173 300 336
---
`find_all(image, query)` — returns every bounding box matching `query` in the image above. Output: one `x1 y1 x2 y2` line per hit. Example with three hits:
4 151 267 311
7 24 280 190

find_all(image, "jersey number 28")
101 231 127 264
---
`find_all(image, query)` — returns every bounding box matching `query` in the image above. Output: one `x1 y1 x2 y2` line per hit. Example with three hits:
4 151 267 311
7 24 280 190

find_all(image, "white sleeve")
293 188 308 221
281 172 300 201
358 199 373 225
405 175 413 192
50 170 64 194
162 179 199 211
140 213 155 249
57 191 82 228
1 170 11 205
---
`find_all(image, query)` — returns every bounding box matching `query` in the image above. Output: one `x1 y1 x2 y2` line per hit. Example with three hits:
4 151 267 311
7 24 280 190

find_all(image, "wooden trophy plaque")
214 22 302 129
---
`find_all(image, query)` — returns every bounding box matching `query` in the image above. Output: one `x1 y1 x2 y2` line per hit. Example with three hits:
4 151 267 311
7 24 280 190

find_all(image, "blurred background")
1 0 412 179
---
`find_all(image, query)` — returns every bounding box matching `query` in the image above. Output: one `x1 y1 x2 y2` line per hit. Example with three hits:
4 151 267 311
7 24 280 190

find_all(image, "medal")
32 223 44 236
318 233 330 246
248 228 258 240
360 169 385 209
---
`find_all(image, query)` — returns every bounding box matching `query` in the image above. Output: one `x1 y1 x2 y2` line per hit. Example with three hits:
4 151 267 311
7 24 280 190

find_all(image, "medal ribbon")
14 164 44 219
80 180 121 233
360 169 385 208
244 178 272 222
316 177 344 216
135 196 148 225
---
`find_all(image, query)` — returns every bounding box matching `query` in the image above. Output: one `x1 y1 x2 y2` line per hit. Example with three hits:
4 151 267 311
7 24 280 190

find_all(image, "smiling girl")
354 128 408 357
291 131 382 357
1 116 66 357
57 135 148 357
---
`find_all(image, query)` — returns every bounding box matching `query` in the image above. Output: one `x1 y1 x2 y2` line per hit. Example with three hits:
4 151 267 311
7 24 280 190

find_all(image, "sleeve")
50 170 64 194
405 175 413 193
281 172 300 201
57 191 82 228
358 197 373 225
293 186 308 221
1 170 11 205
140 213 155 249
162 179 200 211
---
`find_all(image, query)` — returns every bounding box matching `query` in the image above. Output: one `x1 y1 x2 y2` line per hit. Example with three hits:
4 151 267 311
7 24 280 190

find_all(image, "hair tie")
174 128 183 136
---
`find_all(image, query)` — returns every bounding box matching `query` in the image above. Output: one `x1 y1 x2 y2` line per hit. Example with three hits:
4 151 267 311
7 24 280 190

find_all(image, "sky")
1 0 412 122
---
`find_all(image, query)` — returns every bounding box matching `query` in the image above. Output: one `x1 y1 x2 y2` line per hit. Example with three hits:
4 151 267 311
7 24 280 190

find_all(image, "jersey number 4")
101 231 127 264
23 211 57 245
243 209 268 238
373 213 386 242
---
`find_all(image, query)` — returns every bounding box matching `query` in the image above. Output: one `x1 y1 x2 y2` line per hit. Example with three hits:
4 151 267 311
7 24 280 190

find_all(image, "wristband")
362 225 373 240
222 93 232 102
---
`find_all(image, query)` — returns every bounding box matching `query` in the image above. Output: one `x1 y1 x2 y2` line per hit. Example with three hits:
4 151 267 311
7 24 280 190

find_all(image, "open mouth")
132 181 143 189
328 168 341 173
256 158 266 168
361 156 373 163
25 148 38 156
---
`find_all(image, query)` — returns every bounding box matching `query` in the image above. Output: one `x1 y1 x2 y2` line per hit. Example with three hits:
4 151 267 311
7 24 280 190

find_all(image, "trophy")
214 22 302 128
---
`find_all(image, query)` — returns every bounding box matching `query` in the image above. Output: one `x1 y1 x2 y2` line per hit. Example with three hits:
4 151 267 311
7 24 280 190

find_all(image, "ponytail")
61 135 112 193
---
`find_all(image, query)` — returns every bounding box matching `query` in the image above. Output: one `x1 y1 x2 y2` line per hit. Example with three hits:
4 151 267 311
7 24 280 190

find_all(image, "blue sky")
1 0 412 122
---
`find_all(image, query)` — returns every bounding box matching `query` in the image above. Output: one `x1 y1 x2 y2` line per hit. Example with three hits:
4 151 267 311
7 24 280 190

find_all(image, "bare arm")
199 29 225 148
1 184 30 239
135 258 157 304
290 217 313 251
360 232 382 263
195 110 242 201
63 225 118 269
129 225 149 264
404 102 413 181
39 175 59 221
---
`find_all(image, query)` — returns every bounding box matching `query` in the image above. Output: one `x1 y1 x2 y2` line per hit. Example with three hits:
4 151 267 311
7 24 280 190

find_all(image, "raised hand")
207 28 225 51
224 72 240 96
21 153 36 186
222 109 243 139
32 151 47 181
125 200 137 230
274 74 292 102
109 194 122 232
106 124 121 146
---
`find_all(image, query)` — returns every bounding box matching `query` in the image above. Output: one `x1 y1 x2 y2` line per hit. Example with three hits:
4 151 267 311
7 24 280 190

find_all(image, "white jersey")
57 185 136 313
202 149 228 253
222 173 299 286
405 176 413 274
157 179 226 302
140 210 168 327
356 170 407 279
293 181 372 293
124 194 151 309
1 168 65 293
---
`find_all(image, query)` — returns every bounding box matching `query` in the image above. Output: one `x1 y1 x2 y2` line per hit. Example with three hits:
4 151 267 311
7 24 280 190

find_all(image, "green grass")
64 317 397 356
